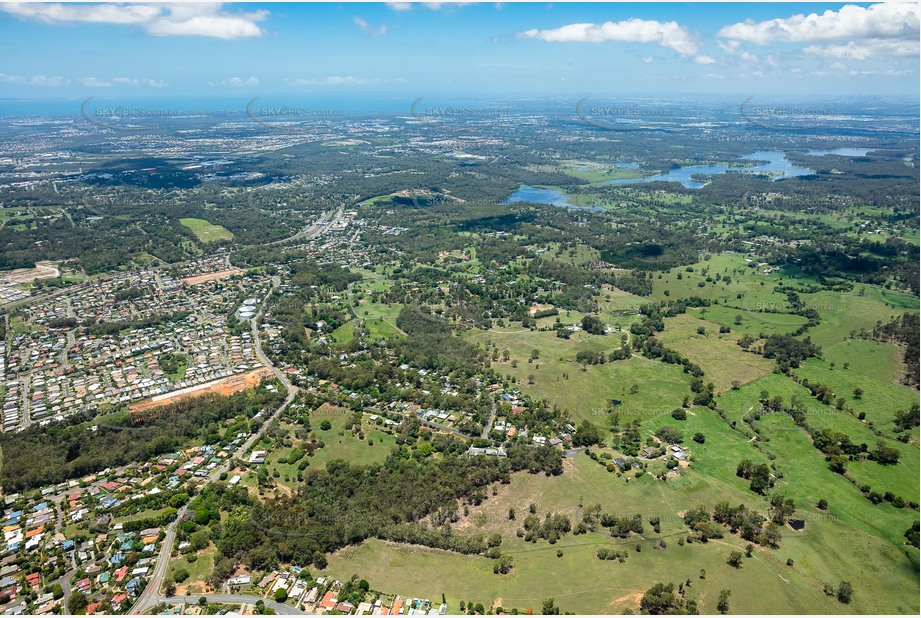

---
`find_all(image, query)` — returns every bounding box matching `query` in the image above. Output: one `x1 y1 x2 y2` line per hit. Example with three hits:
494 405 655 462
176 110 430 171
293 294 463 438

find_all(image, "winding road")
129 295 299 614
127 212 341 615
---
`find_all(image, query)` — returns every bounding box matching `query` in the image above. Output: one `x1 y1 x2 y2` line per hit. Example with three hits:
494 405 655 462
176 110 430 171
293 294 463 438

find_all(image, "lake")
602 150 818 189
501 186 602 211
806 147 872 156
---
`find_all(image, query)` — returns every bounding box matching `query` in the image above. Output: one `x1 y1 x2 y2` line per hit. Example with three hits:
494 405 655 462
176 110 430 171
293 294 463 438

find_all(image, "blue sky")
0 2 917 100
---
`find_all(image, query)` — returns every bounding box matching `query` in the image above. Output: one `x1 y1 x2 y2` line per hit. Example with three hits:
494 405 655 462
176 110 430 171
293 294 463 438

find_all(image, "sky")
0 1 918 102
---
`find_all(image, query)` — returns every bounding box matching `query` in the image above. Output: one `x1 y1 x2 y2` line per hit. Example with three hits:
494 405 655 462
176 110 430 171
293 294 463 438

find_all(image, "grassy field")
658 313 774 393
559 162 646 184
467 326 692 422
717 376 919 548
332 321 355 343
795 358 919 439
325 453 918 614
308 407 397 469
179 217 234 243
169 545 217 595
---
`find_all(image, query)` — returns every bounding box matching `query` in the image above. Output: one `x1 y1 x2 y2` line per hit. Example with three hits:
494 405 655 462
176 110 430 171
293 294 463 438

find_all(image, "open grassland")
658 313 774 392
332 321 355 343
795 358 919 438
559 162 646 184
467 327 691 422
717 377 919 549
179 217 234 243
170 545 217 595
326 453 918 614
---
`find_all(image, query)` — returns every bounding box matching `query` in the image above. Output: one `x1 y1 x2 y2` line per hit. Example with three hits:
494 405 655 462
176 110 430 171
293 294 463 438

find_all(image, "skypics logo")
245 96 345 133
577 97 675 132
740 293 839 326
409 97 509 164
410 97 511 131
740 398 851 433
740 97 842 132
81 97 184 132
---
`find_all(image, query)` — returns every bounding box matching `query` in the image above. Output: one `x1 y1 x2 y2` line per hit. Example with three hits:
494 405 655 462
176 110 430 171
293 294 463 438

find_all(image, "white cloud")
803 38 920 60
694 55 716 65
111 77 168 88
209 76 260 87
0 2 267 39
354 16 387 36
0 73 71 86
79 77 111 87
286 76 403 87
386 2 476 10
739 51 759 64
518 19 698 56
718 3 919 45
642 56 654 64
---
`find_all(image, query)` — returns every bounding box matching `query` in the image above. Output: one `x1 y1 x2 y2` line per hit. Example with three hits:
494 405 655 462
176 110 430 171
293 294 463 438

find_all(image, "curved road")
130 276 301 615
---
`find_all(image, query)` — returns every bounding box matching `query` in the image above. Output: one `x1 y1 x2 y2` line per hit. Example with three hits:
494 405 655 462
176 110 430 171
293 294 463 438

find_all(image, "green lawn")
179 218 234 243
309 408 397 469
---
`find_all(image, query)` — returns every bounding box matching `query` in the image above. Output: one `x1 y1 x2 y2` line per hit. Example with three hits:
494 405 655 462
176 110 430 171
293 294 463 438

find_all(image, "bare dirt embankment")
181 268 244 286
128 367 272 413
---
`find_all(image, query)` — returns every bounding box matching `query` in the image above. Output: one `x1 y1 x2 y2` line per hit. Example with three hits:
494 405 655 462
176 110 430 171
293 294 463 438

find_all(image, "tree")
837 581 853 604
320 420 332 431
640 583 680 614
853 388 863 399
870 440 900 465
164 578 177 597
894 403 920 432
541 598 561 615
68 591 88 615
198 597 208 607
51 584 64 600
275 588 289 603
717 590 731 614
671 408 687 421
693 432 705 444
493 555 514 575
727 551 744 568
656 426 683 445
573 421 603 446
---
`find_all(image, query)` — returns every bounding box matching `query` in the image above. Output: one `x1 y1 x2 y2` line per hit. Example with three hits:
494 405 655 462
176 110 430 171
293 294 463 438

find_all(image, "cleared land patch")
179 217 234 243
128 367 272 413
